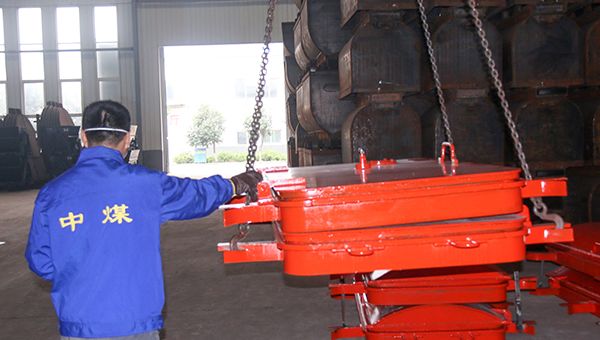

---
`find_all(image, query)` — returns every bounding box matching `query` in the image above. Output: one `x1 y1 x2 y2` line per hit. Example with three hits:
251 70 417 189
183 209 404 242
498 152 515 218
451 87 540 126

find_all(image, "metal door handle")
332 245 383 256
347 247 375 256
447 238 480 249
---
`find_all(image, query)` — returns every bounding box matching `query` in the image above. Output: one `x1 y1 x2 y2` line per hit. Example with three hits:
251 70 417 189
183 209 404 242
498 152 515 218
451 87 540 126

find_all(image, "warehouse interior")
1 0 600 339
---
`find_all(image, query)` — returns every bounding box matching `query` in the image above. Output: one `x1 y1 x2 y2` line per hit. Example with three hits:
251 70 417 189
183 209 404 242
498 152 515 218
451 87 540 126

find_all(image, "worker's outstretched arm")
25 189 55 281
160 174 233 222
159 171 263 223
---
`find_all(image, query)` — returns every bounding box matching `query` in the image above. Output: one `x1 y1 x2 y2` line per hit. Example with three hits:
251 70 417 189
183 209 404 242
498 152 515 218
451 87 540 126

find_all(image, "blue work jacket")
25 146 234 338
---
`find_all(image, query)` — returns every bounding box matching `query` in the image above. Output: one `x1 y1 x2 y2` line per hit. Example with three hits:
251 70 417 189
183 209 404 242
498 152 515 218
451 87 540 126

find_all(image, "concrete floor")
1 190 599 339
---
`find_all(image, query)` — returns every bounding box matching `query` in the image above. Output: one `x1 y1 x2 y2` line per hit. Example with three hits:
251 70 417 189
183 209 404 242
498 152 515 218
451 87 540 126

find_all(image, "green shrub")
216 151 247 162
173 152 194 164
259 150 286 161
210 151 286 163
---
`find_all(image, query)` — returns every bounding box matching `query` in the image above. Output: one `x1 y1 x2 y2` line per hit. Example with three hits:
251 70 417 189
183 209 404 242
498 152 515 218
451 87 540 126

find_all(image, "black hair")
82 100 131 146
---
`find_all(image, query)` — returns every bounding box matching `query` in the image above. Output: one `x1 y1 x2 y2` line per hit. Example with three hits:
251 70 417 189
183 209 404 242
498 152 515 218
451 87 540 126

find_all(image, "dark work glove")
229 171 263 202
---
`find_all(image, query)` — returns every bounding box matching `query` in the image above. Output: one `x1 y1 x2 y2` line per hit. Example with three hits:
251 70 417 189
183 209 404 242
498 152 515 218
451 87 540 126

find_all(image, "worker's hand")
230 171 263 202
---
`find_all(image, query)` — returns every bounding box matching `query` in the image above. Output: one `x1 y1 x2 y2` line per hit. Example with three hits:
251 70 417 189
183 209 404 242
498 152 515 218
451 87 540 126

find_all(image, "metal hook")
532 200 564 230
229 223 251 251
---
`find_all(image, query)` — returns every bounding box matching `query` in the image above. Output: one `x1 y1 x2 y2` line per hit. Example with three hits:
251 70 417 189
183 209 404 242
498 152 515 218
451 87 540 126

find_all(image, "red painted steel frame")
216 160 571 339
219 161 572 276
534 267 600 318
275 169 524 233
527 224 600 280
527 223 600 318
329 267 539 306
535 223 600 278
219 209 572 276
217 241 282 263
330 304 533 340
328 268 538 339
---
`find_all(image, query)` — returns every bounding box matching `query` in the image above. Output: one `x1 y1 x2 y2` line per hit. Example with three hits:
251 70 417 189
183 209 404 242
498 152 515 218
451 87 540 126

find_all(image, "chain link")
232 0 277 246
246 0 278 172
465 0 563 228
416 0 454 145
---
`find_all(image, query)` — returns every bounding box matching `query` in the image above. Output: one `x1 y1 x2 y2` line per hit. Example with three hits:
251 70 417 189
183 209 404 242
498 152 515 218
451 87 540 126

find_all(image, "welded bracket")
217 241 282 263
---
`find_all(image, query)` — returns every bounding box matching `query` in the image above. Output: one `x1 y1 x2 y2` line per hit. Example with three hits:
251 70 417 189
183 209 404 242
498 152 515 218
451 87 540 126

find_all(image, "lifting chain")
246 0 278 172
465 0 564 229
231 0 278 251
416 0 454 145
513 270 524 331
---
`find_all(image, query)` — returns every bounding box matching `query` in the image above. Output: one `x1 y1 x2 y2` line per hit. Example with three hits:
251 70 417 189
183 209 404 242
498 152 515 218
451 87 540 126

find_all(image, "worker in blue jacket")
25 100 262 340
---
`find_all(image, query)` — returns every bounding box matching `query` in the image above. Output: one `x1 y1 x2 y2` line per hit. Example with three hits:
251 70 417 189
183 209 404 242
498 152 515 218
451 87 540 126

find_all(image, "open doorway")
162 43 287 178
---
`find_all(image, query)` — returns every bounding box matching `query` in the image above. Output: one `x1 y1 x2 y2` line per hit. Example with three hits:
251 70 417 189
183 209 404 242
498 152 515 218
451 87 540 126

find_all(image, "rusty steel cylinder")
340 0 415 27
578 7 600 86
338 14 421 98
403 92 436 117
286 94 299 134
596 107 600 166
500 7 583 88
568 88 600 165
510 91 584 172
0 127 29 185
564 166 600 224
341 101 421 163
282 22 295 57
593 185 600 221
422 93 505 164
296 70 355 136
425 9 502 90
37 102 81 178
38 101 74 129
282 22 303 94
2 108 47 183
298 147 342 167
293 0 352 71
287 136 299 168
285 56 303 95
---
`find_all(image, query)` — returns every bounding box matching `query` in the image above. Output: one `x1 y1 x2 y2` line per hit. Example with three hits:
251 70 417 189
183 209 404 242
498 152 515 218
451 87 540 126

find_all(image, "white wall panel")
137 2 298 170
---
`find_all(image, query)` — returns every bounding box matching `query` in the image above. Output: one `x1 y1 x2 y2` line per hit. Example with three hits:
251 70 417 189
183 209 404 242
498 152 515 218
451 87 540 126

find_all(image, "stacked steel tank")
564 3 600 224
420 1 506 164
0 108 47 187
0 101 82 188
284 0 354 166
498 1 584 172
283 0 599 223
36 101 81 178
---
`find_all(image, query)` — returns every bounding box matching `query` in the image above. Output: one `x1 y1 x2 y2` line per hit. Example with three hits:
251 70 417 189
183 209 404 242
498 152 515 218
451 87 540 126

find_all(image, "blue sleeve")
160 174 234 223
25 189 55 281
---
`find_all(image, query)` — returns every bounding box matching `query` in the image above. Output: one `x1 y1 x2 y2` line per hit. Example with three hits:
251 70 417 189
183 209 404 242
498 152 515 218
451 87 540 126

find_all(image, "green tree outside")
243 113 272 160
187 105 225 153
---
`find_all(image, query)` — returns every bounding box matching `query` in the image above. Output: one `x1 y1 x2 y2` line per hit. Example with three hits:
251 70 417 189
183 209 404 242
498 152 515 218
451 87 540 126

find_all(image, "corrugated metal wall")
137 2 298 170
